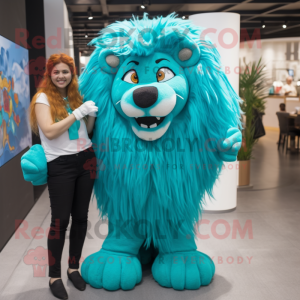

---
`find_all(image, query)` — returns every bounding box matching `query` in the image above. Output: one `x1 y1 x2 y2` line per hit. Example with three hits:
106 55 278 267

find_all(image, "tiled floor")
0 130 299 300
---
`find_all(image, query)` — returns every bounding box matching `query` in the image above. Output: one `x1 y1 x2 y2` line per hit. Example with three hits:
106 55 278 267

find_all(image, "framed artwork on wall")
0 34 31 167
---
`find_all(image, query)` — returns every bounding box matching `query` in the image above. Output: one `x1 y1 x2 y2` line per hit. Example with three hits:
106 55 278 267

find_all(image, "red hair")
29 53 86 135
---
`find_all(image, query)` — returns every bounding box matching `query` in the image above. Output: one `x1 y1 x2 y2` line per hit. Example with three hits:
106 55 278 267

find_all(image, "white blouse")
35 93 92 162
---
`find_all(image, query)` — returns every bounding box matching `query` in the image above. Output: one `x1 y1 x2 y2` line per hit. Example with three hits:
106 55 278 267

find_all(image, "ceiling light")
182 16 186 19
282 21 287 28
84 24 88 38
87 7 93 20
261 21 265 28
141 0 150 9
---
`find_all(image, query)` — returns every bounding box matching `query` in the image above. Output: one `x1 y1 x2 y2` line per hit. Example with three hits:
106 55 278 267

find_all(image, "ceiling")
65 0 300 55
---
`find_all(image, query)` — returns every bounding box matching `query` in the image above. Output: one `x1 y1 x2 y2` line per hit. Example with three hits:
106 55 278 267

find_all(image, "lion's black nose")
133 86 158 108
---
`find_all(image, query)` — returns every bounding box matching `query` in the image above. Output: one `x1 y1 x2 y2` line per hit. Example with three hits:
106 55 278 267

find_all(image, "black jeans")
47 146 96 278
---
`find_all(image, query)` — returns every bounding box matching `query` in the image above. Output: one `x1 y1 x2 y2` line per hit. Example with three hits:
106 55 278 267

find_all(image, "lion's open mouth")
135 116 165 129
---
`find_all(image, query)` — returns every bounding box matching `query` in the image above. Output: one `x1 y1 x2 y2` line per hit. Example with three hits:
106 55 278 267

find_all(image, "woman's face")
51 62 72 91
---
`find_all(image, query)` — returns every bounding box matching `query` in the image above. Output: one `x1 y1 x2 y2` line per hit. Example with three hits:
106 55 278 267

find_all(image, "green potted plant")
238 58 267 186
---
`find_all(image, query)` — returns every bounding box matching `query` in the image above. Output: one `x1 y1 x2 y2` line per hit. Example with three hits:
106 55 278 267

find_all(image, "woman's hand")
73 101 98 120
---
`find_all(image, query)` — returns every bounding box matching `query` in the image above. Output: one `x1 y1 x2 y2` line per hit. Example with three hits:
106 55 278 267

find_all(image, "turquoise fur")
21 13 242 290
21 144 47 185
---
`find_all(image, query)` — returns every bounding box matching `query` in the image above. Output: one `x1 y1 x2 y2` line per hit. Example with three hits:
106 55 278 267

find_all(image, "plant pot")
238 160 250 186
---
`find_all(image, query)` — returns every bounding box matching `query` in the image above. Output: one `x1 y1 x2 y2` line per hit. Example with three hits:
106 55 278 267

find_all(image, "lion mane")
79 13 241 252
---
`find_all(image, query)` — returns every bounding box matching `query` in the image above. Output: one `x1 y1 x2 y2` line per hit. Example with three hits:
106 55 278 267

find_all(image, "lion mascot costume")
21 13 242 291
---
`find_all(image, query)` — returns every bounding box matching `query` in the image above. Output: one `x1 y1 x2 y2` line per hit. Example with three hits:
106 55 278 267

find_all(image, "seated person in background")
279 103 286 111
280 76 297 96
277 102 300 152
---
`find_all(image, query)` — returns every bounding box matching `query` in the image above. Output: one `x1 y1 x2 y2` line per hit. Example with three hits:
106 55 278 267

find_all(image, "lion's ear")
173 37 200 68
98 50 124 74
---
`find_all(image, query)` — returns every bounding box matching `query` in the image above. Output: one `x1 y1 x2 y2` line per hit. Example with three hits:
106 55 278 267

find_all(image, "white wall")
80 56 90 66
64 2 74 58
43 0 74 59
240 37 300 86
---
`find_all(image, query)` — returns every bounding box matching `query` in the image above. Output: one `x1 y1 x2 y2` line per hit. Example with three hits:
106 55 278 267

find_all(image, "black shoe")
49 279 68 300
67 270 86 291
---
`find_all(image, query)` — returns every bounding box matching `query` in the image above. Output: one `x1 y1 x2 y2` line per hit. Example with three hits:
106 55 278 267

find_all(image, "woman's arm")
35 103 77 140
86 115 96 134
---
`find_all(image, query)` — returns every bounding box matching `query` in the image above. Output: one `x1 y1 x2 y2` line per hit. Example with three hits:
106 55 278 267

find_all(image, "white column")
189 13 240 212
43 0 74 59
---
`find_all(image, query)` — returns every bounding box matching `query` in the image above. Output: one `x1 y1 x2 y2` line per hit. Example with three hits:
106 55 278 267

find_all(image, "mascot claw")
81 249 142 291
218 128 242 162
152 251 215 290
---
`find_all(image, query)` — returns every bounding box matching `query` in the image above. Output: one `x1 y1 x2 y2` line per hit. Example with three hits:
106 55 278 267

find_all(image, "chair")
295 115 300 127
276 112 297 153
295 115 300 149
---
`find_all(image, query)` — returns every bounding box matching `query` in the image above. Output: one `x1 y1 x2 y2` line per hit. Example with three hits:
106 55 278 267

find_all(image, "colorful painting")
0 35 31 167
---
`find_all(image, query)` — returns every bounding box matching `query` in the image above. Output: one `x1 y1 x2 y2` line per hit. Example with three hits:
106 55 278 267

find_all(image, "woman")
29 53 98 300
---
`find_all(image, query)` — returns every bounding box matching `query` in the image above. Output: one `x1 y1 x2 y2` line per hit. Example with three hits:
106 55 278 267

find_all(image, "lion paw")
152 251 215 290
81 249 142 290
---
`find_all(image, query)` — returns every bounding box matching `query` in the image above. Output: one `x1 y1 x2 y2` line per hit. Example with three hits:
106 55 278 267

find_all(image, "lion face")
111 52 189 141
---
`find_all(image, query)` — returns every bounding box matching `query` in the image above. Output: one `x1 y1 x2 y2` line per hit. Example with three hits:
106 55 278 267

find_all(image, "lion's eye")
123 70 139 84
156 67 175 82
